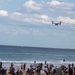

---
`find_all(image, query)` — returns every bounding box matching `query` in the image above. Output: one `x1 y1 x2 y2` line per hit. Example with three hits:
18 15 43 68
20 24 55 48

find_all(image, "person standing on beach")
21 63 23 70
68 64 73 75
23 63 26 70
9 63 15 75
72 63 74 75
33 61 37 70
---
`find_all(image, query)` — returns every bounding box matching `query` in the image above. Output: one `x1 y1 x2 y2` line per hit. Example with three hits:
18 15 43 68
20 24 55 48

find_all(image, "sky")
0 0 75 49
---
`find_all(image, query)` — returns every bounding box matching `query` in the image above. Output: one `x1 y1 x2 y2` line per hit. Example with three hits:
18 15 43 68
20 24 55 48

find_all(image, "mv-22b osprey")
52 21 61 26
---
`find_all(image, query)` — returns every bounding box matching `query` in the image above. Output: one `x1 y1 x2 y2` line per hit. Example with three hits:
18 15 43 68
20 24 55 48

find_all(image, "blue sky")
0 0 75 49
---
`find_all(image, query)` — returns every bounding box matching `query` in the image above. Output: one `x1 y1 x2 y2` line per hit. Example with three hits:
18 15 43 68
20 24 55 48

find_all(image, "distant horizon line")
0 44 75 50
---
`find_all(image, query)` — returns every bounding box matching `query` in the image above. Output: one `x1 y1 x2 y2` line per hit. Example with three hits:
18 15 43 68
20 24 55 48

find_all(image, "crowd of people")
0 61 75 75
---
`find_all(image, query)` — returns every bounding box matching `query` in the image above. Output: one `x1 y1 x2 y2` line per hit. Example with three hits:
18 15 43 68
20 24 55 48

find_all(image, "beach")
0 61 75 75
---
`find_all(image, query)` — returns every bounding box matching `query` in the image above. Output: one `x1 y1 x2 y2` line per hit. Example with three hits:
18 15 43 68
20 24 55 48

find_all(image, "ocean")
0 45 75 70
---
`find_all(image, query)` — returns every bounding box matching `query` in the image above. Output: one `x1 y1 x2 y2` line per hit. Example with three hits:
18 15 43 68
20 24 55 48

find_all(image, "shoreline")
1 60 74 68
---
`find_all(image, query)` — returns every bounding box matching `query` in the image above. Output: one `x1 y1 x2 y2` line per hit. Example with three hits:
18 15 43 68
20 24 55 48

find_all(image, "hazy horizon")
0 44 75 50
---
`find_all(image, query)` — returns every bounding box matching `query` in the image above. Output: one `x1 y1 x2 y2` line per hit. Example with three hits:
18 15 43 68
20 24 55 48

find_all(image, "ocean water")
0 45 75 68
